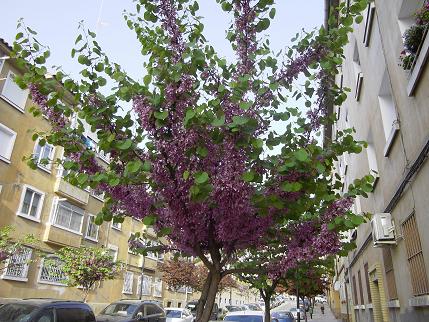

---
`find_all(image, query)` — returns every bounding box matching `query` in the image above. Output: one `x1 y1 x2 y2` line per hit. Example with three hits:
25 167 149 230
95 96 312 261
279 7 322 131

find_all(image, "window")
153 277 163 297
107 244 118 262
112 221 122 231
137 275 152 296
2 247 32 281
357 270 365 305
352 275 358 305
56 307 94 322
0 123 17 163
91 189 105 201
363 2 376 46
33 141 55 172
382 249 398 300
1 70 28 111
398 0 426 35
35 309 54 322
85 215 99 241
123 271 134 294
364 263 372 303
0 57 4 72
353 41 363 100
52 200 84 234
366 143 379 180
38 256 66 286
378 69 399 156
402 213 429 296
17 185 45 221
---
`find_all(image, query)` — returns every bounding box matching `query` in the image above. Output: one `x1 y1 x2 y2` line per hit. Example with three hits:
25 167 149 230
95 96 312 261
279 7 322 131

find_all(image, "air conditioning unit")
371 213 396 247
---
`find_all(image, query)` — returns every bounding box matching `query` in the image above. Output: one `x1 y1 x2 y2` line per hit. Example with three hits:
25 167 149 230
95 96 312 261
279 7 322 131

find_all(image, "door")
33 308 55 322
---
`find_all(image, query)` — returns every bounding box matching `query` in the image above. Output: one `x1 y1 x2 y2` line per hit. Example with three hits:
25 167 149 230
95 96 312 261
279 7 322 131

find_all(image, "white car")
224 310 266 322
289 307 305 320
165 308 194 322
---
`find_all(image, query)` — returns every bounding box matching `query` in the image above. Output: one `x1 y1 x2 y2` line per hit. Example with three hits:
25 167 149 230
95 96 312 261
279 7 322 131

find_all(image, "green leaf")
142 160 152 172
196 146 208 157
77 173 88 185
184 109 196 125
118 139 132 150
126 160 142 174
183 170 190 180
194 172 209 184
109 177 120 186
281 182 302 192
211 115 225 126
232 116 250 126
269 8 276 19
242 171 255 182
154 110 168 120
143 215 156 226
256 18 270 32
221 2 233 11
144 74 152 86
239 101 253 110
294 149 309 162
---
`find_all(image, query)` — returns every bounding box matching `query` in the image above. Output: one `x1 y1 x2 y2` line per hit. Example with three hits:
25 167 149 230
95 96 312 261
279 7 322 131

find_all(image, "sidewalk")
300 305 341 322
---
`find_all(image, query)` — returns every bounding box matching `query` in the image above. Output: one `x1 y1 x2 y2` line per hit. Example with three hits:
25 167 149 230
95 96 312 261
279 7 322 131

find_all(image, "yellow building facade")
0 39 198 313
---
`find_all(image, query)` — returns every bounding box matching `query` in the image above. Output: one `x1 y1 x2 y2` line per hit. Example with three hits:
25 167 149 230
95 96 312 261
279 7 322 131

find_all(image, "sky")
1 0 325 82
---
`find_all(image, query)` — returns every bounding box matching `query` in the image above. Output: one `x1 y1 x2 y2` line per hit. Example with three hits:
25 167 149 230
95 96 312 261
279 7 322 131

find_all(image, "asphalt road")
272 300 340 322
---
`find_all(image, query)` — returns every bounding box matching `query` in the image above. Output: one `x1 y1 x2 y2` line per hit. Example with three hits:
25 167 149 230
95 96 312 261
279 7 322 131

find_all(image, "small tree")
0 226 36 271
57 246 122 301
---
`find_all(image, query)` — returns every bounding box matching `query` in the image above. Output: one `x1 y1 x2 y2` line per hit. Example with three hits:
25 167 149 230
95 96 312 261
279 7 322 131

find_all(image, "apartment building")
330 1 429 322
0 38 198 312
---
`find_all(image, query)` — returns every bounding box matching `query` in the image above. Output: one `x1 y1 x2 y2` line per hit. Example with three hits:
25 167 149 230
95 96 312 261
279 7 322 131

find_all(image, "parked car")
224 305 243 312
241 304 263 311
271 311 294 322
289 307 305 320
165 308 193 322
224 310 265 322
185 301 219 320
96 300 165 322
0 298 95 322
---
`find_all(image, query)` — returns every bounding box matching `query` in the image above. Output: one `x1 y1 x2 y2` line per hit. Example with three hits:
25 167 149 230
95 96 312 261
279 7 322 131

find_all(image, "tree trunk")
264 298 271 322
196 271 213 321
199 271 221 322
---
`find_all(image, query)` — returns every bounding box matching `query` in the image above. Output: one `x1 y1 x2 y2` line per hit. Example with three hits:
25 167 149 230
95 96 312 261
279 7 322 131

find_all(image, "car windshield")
246 304 260 311
226 306 242 312
166 310 182 318
224 315 263 322
0 303 38 322
100 303 138 316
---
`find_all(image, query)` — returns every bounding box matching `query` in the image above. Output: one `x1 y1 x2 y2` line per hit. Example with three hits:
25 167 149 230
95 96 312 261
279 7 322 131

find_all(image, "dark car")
271 311 295 322
0 298 95 322
184 301 218 320
96 300 165 322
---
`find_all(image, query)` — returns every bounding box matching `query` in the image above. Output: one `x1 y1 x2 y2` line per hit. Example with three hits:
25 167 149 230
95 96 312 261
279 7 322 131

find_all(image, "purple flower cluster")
28 83 67 130
234 0 257 75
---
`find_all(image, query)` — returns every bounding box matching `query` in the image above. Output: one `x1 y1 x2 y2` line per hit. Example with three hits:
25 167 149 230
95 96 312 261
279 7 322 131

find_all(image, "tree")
11 0 371 320
159 258 238 293
56 246 122 301
0 226 36 271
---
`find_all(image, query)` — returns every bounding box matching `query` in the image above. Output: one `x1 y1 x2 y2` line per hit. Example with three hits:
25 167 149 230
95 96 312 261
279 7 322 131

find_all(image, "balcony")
144 257 158 271
55 178 89 205
43 224 82 248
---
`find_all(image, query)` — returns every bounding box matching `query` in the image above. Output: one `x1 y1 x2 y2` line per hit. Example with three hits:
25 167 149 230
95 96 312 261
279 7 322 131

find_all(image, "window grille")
382 249 397 300
2 247 32 280
402 213 429 296
39 257 67 285
123 271 133 294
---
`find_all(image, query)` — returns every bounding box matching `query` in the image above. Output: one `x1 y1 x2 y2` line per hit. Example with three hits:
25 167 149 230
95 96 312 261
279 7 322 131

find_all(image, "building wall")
333 0 429 321
0 40 191 313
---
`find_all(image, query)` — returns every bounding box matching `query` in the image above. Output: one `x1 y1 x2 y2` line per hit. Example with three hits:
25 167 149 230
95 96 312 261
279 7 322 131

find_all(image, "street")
273 300 340 322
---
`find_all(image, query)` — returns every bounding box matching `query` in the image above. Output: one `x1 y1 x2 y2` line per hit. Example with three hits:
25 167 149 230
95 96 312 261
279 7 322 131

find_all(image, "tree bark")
260 289 271 322
198 270 221 322
196 271 213 321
